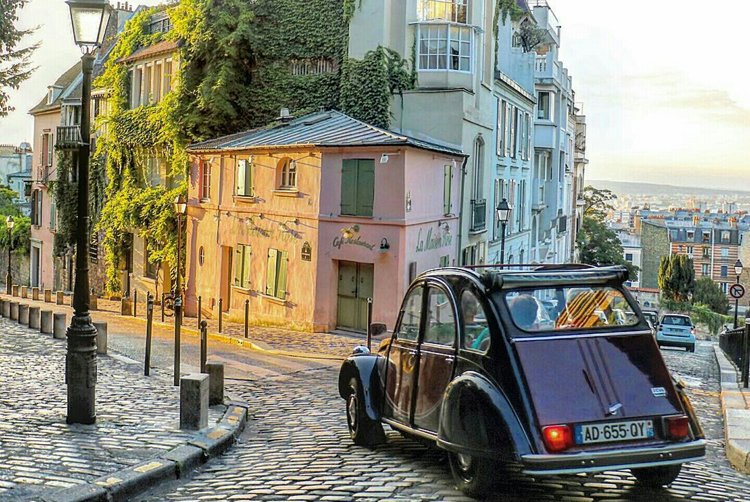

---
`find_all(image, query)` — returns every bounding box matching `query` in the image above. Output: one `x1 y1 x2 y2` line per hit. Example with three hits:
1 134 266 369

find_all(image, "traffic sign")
729 283 745 299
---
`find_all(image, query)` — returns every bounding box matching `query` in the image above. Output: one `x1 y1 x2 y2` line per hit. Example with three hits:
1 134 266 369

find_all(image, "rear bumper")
520 439 706 476
657 333 695 346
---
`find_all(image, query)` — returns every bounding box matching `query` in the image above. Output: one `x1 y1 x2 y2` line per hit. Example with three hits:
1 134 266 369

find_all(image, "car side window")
423 287 456 347
461 290 490 353
395 285 423 342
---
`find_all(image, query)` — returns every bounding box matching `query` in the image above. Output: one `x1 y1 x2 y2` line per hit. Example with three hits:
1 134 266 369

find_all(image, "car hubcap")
347 394 358 433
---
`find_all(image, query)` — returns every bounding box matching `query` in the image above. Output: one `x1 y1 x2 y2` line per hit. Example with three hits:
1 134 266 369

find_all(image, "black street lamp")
5 215 14 294
173 194 187 386
65 0 111 425
496 198 512 265
734 259 743 329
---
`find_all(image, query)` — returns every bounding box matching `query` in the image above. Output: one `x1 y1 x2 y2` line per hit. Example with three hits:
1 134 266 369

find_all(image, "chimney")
277 108 295 124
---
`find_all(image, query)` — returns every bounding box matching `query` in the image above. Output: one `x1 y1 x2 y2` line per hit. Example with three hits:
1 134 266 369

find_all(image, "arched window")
278 157 297 189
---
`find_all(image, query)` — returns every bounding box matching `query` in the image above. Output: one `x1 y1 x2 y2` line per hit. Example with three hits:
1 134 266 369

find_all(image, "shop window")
341 159 374 217
236 159 253 196
265 248 288 299
278 158 297 190
234 244 252 288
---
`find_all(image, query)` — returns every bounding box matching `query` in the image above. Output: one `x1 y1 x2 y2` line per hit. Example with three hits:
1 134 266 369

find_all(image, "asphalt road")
139 339 750 501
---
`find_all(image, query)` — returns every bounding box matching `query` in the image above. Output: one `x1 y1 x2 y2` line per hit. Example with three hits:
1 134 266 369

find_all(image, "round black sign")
729 283 745 299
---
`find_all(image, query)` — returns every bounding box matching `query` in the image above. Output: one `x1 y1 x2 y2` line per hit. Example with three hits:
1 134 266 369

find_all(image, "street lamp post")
496 198 512 265
5 215 14 294
173 194 187 386
734 259 743 329
65 0 111 425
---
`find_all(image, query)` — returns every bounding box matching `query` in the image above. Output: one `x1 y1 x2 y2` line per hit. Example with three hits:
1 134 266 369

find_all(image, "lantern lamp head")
66 0 112 51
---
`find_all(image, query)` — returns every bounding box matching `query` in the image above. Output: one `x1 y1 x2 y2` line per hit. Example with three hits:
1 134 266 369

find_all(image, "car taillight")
691 328 695 335
665 415 690 440
542 425 573 452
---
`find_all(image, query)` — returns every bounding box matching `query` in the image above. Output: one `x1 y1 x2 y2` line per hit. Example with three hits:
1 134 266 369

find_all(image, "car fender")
437 371 532 459
338 353 382 422
673 376 705 439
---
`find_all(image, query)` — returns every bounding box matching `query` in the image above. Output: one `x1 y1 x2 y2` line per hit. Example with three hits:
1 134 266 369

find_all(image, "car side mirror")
370 323 387 337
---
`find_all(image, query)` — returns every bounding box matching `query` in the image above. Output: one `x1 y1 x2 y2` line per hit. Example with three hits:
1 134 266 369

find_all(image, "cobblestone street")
146 340 750 501
0 318 223 501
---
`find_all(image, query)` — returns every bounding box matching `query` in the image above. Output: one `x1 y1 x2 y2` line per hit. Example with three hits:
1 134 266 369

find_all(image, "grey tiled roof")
187 110 465 157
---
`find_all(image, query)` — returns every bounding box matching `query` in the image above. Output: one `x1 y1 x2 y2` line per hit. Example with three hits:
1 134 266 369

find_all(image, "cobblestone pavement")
0 318 223 501
145 340 750 501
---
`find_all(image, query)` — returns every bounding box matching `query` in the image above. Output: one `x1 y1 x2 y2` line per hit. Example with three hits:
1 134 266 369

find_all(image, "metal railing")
470 199 486 232
720 327 745 369
55 125 83 149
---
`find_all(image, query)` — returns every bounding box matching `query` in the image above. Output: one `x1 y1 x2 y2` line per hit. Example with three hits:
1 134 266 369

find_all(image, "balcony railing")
55 125 83 150
470 199 486 232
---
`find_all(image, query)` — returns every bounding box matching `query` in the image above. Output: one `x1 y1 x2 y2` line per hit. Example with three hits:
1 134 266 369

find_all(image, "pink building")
185 110 465 332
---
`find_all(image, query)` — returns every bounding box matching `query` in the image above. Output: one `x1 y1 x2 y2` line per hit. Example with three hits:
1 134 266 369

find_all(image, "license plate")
574 420 654 445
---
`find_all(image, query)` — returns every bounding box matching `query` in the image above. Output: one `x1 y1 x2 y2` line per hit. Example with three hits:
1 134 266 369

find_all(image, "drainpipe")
456 156 469 266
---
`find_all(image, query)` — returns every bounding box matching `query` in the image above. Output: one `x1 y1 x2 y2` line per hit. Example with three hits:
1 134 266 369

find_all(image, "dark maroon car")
338 265 705 498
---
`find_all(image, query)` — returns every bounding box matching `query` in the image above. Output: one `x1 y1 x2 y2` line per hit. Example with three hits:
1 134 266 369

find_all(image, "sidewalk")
19 293 372 360
714 345 750 474
0 316 243 501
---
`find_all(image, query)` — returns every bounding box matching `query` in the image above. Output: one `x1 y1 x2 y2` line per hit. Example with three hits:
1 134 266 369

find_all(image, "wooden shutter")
236 160 245 196
356 160 374 217
246 160 253 196
41 134 48 166
277 251 288 299
47 134 53 167
234 247 243 286
266 248 278 296
443 164 452 215
496 99 503 157
242 245 252 288
340 160 357 215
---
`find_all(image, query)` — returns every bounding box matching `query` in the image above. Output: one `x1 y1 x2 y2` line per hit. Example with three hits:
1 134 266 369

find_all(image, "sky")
0 0 748 191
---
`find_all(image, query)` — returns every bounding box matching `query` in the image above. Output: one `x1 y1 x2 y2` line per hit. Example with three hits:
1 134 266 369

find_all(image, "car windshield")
663 316 691 326
500 286 638 333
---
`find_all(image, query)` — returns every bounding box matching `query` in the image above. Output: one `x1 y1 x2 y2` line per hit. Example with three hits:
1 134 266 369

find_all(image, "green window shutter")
233 247 242 286
341 159 358 215
266 248 278 296
246 160 253 196
277 251 288 300
236 160 245 196
356 160 374 217
443 164 452 215
242 245 252 288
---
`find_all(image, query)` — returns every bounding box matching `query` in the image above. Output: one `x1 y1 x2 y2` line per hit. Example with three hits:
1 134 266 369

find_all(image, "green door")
337 261 374 332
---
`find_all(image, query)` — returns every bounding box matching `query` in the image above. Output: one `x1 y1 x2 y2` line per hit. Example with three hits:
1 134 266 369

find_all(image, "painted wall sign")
332 235 375 251
415 227 452 253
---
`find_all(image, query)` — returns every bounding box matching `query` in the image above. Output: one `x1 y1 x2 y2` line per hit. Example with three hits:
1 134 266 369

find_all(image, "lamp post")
6 215 14 294
496 198 512 265
734 259 743 329
65 0 111 425
173 194 187 386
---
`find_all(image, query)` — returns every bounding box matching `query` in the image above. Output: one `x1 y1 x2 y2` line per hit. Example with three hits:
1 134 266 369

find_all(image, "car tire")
345 377 384 447
448 451 497 499
689 345 695 353
631 464 681 487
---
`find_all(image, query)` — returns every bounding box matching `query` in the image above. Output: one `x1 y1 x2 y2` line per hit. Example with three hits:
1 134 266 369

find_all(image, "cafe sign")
332 235 375 251
415 227 451 253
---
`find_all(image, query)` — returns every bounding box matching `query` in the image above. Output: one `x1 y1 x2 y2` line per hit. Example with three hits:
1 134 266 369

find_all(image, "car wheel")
631 464 681 487
448 451 497 499
689 345 695 353
346 377 384 447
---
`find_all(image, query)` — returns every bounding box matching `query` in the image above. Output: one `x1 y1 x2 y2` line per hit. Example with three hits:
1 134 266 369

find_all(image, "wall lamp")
379 238 390 253
437 220 450 233
341 224 360 240
280 218 300 232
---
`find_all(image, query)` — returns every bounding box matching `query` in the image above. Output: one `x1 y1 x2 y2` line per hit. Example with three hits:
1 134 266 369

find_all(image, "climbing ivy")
51 150 77 257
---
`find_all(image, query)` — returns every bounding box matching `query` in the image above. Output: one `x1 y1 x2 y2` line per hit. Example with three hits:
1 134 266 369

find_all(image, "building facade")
184 111 464 332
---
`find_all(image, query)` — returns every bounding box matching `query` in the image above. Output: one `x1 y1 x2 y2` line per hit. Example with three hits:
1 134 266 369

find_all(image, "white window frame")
417 24 473 73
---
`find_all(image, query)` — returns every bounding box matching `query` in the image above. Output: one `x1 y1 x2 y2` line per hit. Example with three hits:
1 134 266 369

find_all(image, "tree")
658 254 695 303
576 186 638 280
693 277 730 314
0 0 38 116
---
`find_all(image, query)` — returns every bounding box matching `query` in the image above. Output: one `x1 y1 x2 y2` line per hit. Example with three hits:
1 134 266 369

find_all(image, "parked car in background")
656 314 696 352
642 310 659 329
338 265 705 498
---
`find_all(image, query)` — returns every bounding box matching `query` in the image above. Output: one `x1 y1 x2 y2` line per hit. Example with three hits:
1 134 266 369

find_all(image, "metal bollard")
218 298 223 333
366 297 373 351
53 313 66 339
197 295 202 330
244 299 249 338
40 310 53 334
743 318 750 388
133 289 138 318
28 306 40 329
161 292 165 323
145 293 154 376
200 320 208 373
94 321 107 355
18 304 29 325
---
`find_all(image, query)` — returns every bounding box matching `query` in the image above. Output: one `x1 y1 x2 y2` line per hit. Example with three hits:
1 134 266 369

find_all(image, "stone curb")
41 402 249 502
714 345 750 474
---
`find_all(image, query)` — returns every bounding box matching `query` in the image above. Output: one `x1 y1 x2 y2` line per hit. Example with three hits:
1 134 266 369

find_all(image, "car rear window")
662 315 691 326
501 286 639 333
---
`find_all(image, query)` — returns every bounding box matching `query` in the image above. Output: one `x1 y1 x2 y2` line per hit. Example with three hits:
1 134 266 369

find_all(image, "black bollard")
197 295 202 330
161 292 165 323
145 293 154 376
200 320 208 373
366 297 373 351
218 298 223 333
244 299 249 338
133 289 137 318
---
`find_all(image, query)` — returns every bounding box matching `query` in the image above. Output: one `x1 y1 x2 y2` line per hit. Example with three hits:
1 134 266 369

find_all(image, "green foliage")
0 0 38 116
582 185 617 220
518 19 545 53
693 277 730 315
0 182 29 255
577 216 638 281
341 47 415 129
658 254 695 303
0 184 22 216
51 151 78 257
661 298 732 336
